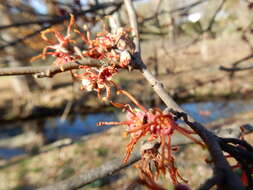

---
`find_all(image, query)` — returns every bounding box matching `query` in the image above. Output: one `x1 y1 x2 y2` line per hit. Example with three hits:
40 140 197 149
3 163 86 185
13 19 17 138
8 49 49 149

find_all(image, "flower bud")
119 50 131 68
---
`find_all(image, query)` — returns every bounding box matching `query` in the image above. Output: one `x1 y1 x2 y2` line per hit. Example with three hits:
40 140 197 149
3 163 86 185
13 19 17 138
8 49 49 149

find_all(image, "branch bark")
181 115 245 190
0 61 100 78
124 0 188 117
124 0 246 189
220 65 253 72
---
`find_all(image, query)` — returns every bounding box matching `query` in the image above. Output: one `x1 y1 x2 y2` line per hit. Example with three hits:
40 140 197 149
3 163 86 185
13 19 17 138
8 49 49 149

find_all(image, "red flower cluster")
32 15 134 69
73 24 134 99
98 90 205 184
77 26 134 68
32 15 135 100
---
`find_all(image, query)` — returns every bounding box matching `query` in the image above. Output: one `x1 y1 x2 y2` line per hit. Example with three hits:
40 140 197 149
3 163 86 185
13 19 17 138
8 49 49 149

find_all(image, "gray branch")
0 61 100 78
38 152 141 190
124 0 246 189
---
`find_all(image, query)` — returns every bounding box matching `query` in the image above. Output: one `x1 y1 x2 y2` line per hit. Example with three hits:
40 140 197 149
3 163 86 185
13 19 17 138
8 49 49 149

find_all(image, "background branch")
171 110 246 190
231 53 253 67
220 65 253 72
38 152 141 190
0 2 122 30
219 53 253 77
0 2 122 50
205 0 226 32
140 0 209 24
0 26 49 50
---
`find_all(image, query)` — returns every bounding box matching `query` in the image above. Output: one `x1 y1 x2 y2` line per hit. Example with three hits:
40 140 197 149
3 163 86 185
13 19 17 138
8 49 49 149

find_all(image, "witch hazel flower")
32 14 134 71
75 24 134 69
32 15 135 102
98 90 205 184
75 65 118 101
31 14 79 69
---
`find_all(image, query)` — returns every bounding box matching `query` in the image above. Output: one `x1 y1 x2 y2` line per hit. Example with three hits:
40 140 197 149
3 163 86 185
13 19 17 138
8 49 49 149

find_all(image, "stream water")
1 99 253 160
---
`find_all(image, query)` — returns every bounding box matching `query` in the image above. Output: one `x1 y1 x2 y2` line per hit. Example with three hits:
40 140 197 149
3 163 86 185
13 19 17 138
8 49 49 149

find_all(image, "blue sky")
29 0 89 14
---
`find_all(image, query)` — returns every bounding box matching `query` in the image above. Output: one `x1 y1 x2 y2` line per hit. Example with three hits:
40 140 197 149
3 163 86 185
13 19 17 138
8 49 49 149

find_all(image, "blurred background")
0 0 253 189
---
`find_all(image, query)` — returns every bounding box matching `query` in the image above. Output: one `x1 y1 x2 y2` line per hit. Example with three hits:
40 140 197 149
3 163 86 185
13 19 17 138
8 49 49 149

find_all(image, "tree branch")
37 152 141 190
0 2 122 50
140 0 209 24
124 0 189 117
0 1 250 189
221 137 253 152
0 2 122 30
219 53 253 73
124 0 246 189
0 61 100 78
205 0 226 32
220 65 253 72
219 140 253 188
231 53 253 67
170 110 246 190
0 26 50 50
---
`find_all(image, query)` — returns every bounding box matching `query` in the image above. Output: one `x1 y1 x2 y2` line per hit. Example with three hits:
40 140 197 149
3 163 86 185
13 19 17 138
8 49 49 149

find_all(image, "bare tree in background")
0 3 32 95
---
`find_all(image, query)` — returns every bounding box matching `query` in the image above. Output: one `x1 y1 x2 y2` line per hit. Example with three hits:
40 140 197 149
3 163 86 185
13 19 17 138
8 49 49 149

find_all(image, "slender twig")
220 65 253 72
0 18 57 30
219 53 253 75
0 26 50 50
0 1 250 189
0 2 122 30
170 0 208 13
0 61 100 78
205 0 226 32
124 0 188 117
0 2 122 50
140 0 209 24
232 54 253 67
124 0 245 189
